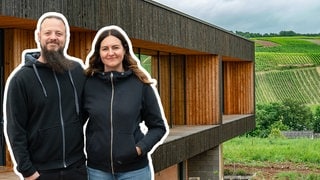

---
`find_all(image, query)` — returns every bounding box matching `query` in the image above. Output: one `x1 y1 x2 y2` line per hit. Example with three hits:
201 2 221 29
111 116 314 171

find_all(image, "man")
3 12 87 180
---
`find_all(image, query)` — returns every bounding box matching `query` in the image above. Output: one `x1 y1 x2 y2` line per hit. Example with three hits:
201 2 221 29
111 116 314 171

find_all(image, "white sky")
153 0 320 34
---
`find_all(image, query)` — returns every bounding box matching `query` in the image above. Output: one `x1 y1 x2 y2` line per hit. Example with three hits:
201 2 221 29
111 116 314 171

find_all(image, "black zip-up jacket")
84 70 167 173
5 52 86 177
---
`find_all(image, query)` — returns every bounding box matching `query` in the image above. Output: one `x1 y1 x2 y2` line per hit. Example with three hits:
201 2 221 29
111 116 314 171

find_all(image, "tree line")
235 30 320 38
249 99 320 138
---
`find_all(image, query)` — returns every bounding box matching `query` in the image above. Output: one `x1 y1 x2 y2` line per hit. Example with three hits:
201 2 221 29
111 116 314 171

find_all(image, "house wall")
0 0 255 179
0 0 254 61
223 61 255 114
152 55 221 125
3 29 95 80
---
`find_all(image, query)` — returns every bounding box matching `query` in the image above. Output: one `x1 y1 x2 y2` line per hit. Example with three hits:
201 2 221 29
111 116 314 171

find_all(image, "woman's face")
99 35 126 72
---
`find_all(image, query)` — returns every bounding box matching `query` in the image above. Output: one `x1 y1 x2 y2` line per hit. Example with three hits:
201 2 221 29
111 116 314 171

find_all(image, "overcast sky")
153 0 320 34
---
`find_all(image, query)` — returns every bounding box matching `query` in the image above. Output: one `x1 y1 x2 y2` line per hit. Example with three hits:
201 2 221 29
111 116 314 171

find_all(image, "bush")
268 127 286 139
313 106 320 133
251 99 314 137
281 99 313 131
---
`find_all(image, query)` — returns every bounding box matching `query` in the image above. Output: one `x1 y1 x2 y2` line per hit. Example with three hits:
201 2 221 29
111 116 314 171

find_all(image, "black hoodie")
84 70 167 173
5 52 87 177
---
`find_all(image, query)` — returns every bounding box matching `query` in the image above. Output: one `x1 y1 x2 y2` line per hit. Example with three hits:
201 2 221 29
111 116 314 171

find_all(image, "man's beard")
41 47 73 73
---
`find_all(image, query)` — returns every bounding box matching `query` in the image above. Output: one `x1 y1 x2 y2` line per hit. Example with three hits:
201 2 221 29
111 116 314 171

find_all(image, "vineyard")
255 52 320 71
253 36 320 105
256 67 320 104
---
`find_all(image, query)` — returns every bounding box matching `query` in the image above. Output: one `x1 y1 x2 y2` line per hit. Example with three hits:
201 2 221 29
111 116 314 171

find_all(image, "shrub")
251 99 314 137
313 106 320 133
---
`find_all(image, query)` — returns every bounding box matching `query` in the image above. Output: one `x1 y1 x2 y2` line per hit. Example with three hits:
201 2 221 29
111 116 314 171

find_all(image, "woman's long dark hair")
85 29 152 84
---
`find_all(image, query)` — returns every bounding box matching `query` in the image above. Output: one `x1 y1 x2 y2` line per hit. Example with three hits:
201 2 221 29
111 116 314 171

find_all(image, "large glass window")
134 48 159 74
138 54 152 74
134 47 171 76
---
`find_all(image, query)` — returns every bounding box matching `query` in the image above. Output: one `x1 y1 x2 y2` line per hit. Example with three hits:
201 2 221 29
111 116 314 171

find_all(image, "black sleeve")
5 76 37 177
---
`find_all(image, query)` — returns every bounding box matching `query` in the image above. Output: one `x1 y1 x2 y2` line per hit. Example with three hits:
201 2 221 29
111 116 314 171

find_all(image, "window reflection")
134 47 170 74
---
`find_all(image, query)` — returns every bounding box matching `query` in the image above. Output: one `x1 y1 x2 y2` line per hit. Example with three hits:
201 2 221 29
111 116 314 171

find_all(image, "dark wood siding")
1 0 254 61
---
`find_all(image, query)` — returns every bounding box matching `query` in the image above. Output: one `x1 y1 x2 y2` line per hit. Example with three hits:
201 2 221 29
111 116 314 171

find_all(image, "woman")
83 25 168 180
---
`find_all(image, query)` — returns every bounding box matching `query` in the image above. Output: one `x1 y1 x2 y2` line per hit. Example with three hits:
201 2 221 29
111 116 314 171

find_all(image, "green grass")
274 172 320 180
224 137 320 168
224 137 320 179
254 36 320 53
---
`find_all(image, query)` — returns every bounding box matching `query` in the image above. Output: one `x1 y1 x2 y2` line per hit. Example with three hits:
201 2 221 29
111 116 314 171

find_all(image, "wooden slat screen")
153 54 221 125
4 29 95 81
170 56 186 125
67 31 95 62
4 29 36 80
223 61 254 114
151 55 186 126
157 55 171 126
185 55 220 125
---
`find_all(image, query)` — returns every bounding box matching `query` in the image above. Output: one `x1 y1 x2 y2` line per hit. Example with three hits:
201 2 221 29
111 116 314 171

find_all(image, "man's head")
35 12 72 72
38 16 66 53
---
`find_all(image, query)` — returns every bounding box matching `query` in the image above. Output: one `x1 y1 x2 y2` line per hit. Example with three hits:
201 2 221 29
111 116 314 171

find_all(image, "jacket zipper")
110 72 115 175
53 72 67 168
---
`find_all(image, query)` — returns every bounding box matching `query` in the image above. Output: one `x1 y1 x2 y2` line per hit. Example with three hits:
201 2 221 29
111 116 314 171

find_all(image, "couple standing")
3 12 168 180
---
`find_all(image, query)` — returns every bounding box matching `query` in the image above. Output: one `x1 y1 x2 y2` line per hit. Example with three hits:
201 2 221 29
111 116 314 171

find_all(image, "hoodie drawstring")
32 64 48 97
32 64 79 116
68 70 80 116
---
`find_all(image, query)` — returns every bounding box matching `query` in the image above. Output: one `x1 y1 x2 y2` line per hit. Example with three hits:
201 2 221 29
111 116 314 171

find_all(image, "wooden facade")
0 0 255 179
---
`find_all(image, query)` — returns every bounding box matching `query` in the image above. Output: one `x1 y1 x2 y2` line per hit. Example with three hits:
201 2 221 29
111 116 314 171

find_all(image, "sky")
153 0 320 34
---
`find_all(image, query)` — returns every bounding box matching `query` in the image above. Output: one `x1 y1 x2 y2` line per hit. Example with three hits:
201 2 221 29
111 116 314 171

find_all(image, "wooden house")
0 0 255 179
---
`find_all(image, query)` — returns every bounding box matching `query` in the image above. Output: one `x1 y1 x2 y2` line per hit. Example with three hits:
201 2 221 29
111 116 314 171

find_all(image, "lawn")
223 137 320 179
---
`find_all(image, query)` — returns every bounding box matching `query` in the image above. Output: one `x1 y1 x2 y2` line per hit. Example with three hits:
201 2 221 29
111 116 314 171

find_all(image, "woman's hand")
25 171 40 180
136 146 142 156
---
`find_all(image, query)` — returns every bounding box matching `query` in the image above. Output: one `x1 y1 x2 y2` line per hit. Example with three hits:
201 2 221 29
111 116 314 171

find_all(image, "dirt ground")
254 39 320 47
254 40 278 47
225 162 320 179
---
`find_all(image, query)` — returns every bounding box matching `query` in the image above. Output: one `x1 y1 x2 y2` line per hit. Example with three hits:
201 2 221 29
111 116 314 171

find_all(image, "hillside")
253 36 320 105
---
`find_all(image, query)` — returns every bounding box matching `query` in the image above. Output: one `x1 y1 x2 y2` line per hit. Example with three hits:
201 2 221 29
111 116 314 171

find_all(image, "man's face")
38 18 66 52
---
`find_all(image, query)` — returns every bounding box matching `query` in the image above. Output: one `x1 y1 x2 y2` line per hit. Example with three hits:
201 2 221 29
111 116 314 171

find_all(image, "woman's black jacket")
84 70 167 173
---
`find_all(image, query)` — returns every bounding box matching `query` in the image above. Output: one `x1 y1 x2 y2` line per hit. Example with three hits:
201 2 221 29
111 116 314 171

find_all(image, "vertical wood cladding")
170 56 186 125
3 29 36 80
3 29 95 81
67 32 95 62
223 61 254 114
152 55 186 126
185 55 220 125
153 55 221 126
